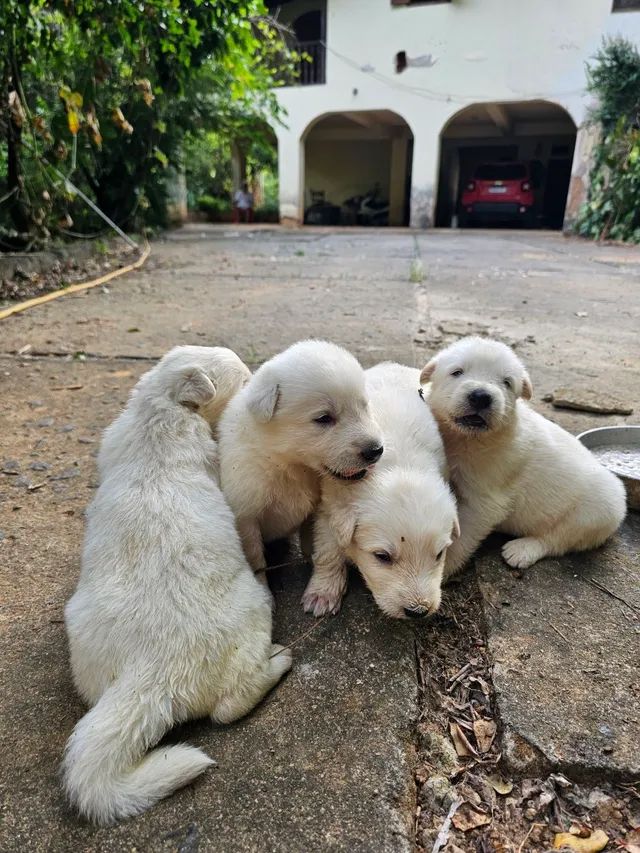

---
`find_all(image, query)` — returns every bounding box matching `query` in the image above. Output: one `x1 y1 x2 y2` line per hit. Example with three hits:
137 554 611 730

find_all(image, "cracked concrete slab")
0 356 417 853
476 515 640 781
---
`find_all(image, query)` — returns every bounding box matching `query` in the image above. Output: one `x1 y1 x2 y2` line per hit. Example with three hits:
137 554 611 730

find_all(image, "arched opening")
435 100 576 229
302 110 413 226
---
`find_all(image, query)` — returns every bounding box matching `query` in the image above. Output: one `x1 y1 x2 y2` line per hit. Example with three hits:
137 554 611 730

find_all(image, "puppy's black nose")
360 443 383 464
468 389 493 410
404 606 429 619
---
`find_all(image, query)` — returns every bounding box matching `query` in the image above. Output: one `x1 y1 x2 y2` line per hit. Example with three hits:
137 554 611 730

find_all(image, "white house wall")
273 0 640 227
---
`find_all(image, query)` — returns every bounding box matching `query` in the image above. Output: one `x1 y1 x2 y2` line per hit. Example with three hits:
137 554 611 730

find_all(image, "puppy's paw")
502 537 547 570
302 574 346 617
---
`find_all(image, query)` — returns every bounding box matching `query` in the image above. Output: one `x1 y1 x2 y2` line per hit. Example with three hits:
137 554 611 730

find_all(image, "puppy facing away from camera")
63 346 291 826
218 339 384 572
303 362 459 619
421 337 626 576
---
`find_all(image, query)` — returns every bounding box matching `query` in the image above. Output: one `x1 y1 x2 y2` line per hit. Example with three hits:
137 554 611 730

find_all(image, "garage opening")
302 111 413 226
435 100 576 229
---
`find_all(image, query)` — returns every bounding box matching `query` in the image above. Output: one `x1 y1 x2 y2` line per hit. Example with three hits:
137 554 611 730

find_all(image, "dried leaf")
569 822 592 838
553 830 608 852
449 721 478 757
109 370 132 379
67 109 80 135
486 773 513 796
473 718 496 753
112 107 134 135
452 802 492 832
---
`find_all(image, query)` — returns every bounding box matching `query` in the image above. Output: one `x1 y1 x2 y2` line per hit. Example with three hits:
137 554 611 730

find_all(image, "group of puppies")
62 337 627 825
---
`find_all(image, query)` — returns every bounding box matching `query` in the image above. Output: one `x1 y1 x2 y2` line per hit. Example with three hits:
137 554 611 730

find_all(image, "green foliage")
0 1 292 247
576 38 640 243
197 194 232 221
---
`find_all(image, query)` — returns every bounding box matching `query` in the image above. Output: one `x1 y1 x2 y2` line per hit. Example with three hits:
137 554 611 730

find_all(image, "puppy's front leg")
237 516 267 573
302 511 347 617
444 501 495 579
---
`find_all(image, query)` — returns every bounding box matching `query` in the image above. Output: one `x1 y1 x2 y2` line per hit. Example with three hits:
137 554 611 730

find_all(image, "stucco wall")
273 0 640 226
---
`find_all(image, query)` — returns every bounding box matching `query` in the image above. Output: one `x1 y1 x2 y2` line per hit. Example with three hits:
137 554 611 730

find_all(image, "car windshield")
475 163 527 180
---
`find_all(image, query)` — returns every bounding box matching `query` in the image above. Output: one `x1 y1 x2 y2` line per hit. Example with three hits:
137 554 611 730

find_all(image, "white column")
409 126 441 229
563 123 599 231
277 129 305 225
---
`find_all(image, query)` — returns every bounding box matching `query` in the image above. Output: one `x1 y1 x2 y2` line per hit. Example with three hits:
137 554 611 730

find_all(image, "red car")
459 162 536 227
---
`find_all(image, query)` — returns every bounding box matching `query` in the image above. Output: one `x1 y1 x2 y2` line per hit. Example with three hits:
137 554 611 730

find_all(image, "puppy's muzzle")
467 388 493 411
403 605 430 619
360 443 384 464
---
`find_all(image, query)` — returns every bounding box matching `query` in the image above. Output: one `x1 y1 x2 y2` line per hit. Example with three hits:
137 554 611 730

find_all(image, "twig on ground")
517 822 545 853
545 619 571 643
583 576 639 613
431 797 462 853
270 615 327 658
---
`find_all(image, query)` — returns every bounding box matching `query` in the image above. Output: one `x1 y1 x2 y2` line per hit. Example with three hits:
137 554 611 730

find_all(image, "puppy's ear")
246 373 280 423
175 366 216 409
420 358 437 385
452 514 461 539
521 372 533 400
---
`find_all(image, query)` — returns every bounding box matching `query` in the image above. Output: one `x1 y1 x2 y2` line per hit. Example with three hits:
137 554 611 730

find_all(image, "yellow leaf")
553 830 608 852
67 109 80 136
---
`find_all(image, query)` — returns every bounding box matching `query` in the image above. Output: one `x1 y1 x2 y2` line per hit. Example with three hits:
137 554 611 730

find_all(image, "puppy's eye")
436 548 445 561
373 551 392 565
451 369 464 378
503 378 512 389
313 413 336 426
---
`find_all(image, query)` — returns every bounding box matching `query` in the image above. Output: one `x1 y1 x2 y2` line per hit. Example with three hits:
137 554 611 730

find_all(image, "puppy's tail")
62 678 214 825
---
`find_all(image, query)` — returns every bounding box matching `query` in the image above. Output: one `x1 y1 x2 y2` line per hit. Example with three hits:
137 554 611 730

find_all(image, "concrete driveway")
1 225 638 852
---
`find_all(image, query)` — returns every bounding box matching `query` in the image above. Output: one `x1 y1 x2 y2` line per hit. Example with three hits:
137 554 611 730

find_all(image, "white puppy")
218 340 383 572
303 363 459 619
63 346 291 825
421 337 627 575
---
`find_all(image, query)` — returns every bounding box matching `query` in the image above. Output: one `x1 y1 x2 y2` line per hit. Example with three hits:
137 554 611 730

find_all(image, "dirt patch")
0 239 138 303
414 579 640 852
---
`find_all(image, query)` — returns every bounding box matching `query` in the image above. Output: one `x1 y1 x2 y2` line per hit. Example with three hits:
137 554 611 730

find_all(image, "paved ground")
1 225 639 852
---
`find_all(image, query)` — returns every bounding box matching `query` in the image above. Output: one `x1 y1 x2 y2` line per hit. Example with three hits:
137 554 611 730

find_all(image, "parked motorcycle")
343 184 390 226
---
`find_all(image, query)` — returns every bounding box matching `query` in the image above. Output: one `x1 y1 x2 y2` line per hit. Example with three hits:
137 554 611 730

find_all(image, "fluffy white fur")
218 340 383 572
303 363 459 619
63 346 291 826
421 337 627 575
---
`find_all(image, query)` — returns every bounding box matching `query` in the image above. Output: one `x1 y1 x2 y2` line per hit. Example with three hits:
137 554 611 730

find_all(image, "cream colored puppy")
304 363 459 619
218 340 384 572
421 337 626 575
63 346 291 826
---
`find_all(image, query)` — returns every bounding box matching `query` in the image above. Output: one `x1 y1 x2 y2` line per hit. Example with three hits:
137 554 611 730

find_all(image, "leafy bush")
254 203 279 223
197 195 232 221
576 38 640 243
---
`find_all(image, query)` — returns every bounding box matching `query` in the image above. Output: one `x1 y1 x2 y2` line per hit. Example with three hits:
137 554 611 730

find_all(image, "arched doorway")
302 110 413 226
435 100 577 229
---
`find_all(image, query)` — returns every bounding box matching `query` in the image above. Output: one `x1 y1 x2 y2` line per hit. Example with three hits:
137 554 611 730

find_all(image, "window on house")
391 0 451 6
612 0 640 10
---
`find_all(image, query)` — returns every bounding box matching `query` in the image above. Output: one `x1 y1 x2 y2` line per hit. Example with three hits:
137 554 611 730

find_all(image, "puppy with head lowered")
303 362 459 619
218 340 383 572
63 346 291 826
421 337 626 575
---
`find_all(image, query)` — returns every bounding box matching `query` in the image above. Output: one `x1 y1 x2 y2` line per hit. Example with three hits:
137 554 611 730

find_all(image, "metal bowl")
577 425 640 511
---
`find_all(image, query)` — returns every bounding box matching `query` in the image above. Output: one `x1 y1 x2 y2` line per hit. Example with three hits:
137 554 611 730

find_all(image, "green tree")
576 37 640 243
0 1 291 246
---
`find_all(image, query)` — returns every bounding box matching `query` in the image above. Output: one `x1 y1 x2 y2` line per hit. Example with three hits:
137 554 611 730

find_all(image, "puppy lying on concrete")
303 362 459 619
421 337 626 575
219 339 383 573
63 346 291 825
